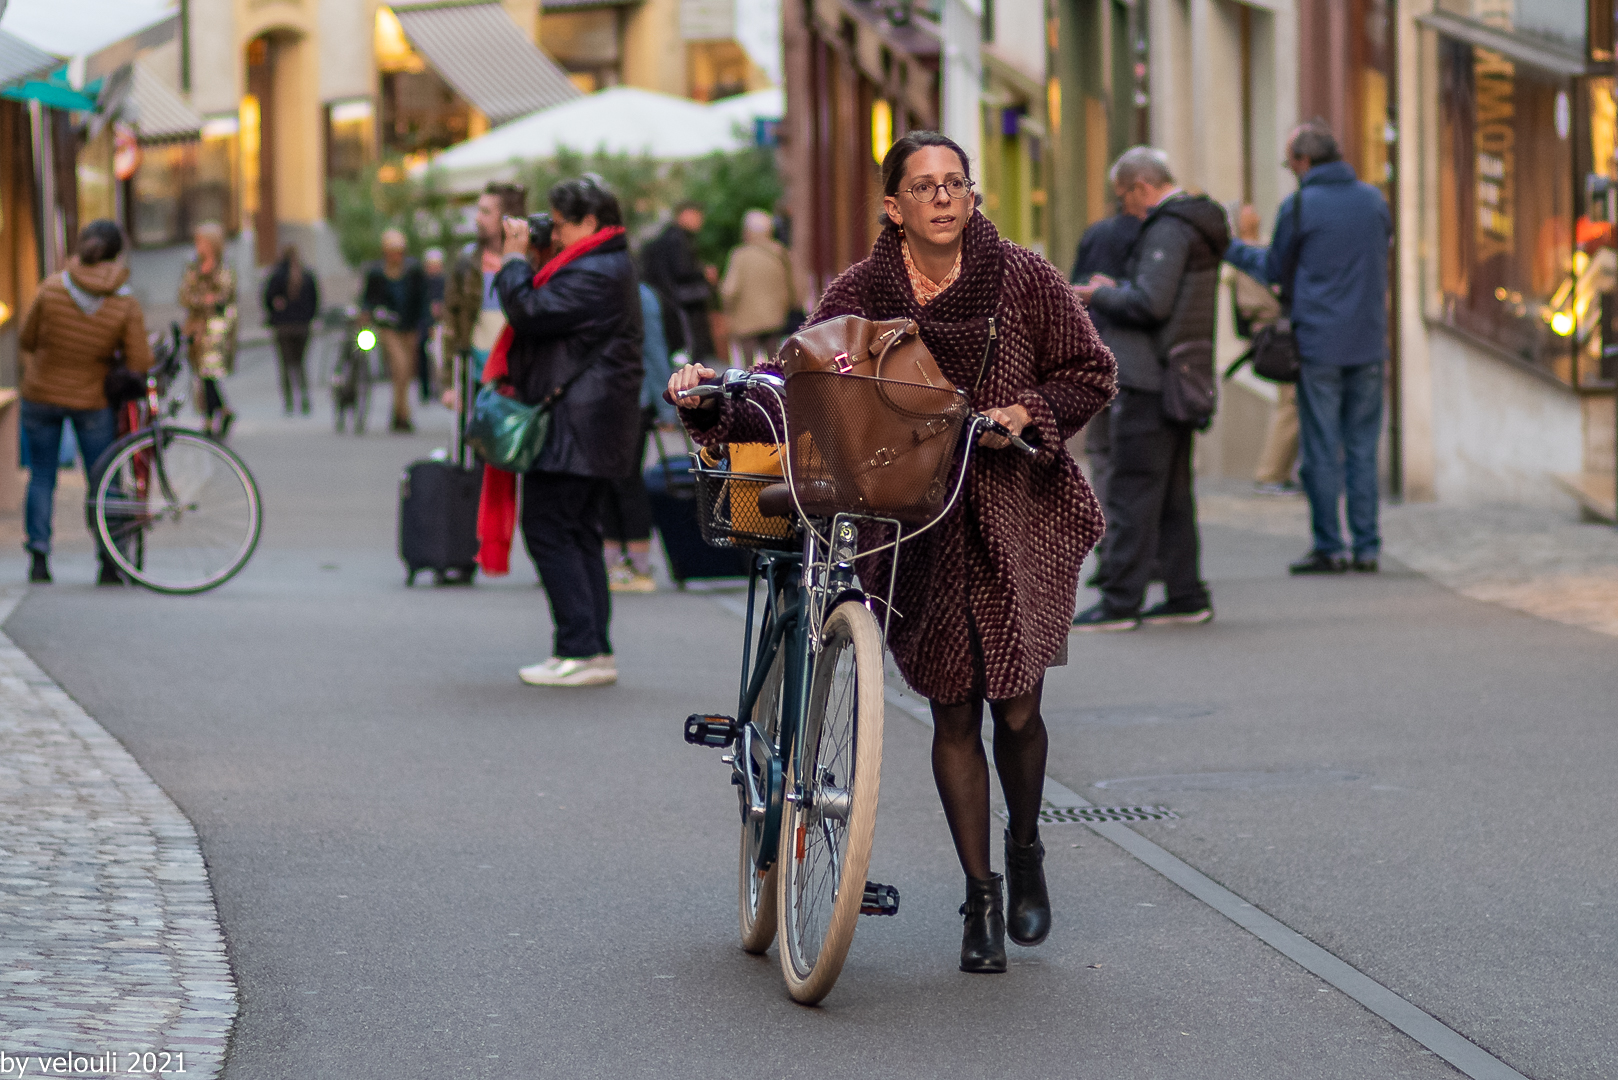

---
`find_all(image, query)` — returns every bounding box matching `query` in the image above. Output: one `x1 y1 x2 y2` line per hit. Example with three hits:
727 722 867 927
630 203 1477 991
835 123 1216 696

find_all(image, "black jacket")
1069 212 1141 343
262 260 319 327
495 234 644 479
640 222 713 355
361 260 428 330
1087 193 1229 392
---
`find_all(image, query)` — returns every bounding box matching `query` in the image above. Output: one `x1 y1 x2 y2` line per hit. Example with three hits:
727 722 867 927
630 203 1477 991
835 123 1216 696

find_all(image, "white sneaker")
519 654 617 687
517 657 564 683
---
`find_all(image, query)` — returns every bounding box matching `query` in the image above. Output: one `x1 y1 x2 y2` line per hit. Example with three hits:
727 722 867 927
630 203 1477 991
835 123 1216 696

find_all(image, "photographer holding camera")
484 176 644 688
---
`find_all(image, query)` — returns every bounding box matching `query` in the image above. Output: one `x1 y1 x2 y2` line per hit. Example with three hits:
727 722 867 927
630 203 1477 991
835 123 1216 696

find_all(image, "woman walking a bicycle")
671 131 1116 973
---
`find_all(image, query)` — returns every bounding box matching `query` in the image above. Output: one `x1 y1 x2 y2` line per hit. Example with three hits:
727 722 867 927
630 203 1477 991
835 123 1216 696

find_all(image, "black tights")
929 680 1048 881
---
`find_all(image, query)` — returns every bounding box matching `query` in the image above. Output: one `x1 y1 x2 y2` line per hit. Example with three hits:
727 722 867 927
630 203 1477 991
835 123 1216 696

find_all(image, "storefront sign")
1474 47 1514 262
113 123 141 182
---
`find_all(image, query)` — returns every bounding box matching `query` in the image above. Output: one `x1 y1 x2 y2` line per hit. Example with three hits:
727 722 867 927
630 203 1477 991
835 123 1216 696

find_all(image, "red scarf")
476 226 626 575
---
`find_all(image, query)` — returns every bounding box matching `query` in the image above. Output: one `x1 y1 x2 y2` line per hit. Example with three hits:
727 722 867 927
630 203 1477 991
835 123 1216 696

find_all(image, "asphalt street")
5 341 1614 1078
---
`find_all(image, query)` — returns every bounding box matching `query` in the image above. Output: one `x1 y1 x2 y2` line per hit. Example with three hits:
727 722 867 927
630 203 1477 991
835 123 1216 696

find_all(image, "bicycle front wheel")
93 429 262 594
777 599 885 1004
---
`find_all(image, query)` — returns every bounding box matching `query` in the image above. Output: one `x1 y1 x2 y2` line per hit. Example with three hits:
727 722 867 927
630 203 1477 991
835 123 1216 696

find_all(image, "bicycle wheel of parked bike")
739 643 786 953
92 428 262 594
777 599 885 1004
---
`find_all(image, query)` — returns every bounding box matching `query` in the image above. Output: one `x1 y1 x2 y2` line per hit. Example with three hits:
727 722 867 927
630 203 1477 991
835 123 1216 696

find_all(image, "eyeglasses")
900 178 975 202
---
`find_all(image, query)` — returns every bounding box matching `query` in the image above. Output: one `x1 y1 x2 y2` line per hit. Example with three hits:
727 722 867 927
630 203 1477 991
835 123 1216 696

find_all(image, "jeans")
521 471 613 659
1295 361 1383 559
21 400 118 555
1098 389 1208 613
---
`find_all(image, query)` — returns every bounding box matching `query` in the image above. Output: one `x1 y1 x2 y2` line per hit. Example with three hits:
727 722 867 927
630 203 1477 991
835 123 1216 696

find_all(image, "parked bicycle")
87 324 263 594
678 366 1033 1004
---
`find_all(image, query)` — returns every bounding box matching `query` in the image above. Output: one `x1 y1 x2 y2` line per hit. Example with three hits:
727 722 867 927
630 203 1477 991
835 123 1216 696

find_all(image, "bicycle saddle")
756 483 794 520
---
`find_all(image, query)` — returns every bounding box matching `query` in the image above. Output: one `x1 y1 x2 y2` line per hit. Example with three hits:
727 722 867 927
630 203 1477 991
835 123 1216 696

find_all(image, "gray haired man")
1072 147 1230 630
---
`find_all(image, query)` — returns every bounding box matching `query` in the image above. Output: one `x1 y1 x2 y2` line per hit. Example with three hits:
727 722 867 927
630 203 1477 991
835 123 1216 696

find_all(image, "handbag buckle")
869 446 896 468
834 351 853 373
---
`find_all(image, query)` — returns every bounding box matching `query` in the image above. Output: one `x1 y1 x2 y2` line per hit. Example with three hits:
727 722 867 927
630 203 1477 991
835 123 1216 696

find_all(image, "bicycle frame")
730 514 865 875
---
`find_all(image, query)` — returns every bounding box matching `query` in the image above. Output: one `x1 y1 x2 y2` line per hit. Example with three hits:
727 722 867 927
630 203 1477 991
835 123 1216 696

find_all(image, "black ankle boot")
28 552 51 584
97 554 125 586
1005 828 1051 946
959 873 1007 973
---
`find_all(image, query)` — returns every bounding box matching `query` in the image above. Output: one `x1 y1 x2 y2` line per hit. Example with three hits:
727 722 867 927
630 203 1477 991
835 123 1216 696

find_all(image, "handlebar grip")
677 385 723 400
980 417 1040 456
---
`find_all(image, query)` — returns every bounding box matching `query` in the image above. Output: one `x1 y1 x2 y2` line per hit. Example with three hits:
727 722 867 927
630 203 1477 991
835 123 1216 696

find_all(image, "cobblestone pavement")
1198 480 1618 637
0 588 235 1078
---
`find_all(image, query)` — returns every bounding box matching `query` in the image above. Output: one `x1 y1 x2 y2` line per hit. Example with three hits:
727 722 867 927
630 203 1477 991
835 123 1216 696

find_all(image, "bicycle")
679 367 1034 1004
330 305 378 434
87 324 263 594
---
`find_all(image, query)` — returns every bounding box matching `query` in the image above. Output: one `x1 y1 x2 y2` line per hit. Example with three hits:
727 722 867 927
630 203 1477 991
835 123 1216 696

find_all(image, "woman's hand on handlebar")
668 364 718 410
978 404 1031 450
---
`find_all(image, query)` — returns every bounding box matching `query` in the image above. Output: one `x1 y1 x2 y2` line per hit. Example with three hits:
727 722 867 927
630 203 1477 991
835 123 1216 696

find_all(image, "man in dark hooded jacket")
1072 146 1229 630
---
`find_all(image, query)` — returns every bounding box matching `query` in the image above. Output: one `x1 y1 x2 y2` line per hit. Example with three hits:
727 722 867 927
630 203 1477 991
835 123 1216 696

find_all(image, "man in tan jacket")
18 220 152 584
720 209 797 367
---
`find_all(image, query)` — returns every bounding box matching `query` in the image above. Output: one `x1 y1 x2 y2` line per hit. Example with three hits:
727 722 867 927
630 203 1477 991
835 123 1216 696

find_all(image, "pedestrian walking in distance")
640 201 717 363
487 176 644 687
178 222 238 440
442 182 527 405
262 244 318 415
361 228 428 433
17 219 153 585
721 209 797 366
1225 121 1392 574
419 247 446 403
1073 146 1229 630
670 131 1116 973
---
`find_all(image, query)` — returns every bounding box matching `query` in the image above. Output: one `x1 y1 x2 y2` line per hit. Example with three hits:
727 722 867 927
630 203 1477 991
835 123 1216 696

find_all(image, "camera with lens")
527 212 554 250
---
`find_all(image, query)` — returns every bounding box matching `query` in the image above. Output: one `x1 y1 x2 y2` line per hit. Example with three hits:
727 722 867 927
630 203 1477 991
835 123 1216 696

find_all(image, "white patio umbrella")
420 85 786 194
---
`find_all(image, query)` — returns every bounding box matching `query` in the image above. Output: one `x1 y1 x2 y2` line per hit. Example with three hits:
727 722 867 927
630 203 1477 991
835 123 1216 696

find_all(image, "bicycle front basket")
785 370 970 525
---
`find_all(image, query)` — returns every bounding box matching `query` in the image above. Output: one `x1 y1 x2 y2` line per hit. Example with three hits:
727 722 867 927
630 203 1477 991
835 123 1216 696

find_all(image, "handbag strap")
972 316 997 398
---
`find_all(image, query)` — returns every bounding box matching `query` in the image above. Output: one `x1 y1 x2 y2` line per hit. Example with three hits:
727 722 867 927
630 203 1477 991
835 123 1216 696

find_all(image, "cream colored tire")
777 600 885 1004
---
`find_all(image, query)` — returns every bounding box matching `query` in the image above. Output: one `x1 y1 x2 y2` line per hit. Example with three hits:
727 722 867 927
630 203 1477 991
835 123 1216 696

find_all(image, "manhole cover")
996 805 1178 824
1093 769 1361 793
1044 703 1217 729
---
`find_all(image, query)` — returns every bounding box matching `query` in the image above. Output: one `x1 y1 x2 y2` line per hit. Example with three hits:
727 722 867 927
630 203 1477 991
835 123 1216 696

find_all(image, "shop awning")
0 65 99 111
0 27 58 88
1416 9 1597 77
390 1 581 126
122 60 204 142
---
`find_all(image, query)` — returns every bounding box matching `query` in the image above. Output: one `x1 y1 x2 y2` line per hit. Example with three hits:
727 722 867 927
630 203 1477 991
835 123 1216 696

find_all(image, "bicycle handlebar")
680 370 1039 455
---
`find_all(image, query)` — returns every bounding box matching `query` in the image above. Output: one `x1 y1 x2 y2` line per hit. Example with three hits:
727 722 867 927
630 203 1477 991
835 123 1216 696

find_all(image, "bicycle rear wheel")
93 429 262 594
739 644 785 953
777 599 885 1004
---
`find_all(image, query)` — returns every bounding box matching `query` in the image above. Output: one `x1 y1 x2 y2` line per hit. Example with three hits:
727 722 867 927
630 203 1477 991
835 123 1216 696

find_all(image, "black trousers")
1099 388 1208 613
521 471 613 659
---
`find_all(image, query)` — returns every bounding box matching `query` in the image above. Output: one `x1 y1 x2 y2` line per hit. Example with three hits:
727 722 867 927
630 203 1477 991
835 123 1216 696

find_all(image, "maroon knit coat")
688 211 1116 703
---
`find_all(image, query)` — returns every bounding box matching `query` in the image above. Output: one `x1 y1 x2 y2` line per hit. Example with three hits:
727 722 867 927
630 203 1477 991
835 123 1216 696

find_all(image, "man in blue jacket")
1225 122 1391 574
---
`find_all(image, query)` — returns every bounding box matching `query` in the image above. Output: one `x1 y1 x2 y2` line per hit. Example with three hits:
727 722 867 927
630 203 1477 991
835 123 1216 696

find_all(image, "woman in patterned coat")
671 132 1116 973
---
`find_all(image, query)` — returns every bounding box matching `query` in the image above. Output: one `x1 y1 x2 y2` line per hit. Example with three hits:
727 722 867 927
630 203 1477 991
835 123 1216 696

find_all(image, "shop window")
541 9 623 93
1436 37 1587 383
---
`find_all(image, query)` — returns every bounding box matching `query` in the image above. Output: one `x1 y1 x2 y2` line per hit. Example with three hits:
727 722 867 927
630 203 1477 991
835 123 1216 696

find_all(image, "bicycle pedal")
684 713 739 748
860 881 900 916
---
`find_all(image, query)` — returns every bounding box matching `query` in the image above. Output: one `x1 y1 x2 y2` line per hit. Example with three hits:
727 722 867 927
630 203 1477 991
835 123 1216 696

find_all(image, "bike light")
356 328 377 351
1549 311 1575 337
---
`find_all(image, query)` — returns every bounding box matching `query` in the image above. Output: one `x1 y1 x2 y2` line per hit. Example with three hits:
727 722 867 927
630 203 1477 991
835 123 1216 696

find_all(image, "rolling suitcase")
399 353 481 585
645 428 750 587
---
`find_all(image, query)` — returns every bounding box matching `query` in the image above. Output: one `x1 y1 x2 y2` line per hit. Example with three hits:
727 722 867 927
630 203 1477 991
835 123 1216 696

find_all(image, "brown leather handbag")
777 314 975 524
